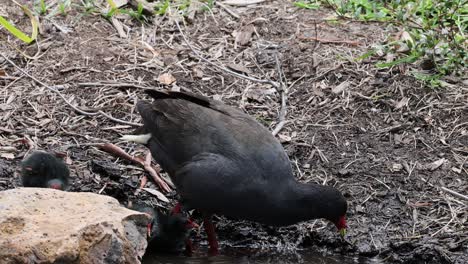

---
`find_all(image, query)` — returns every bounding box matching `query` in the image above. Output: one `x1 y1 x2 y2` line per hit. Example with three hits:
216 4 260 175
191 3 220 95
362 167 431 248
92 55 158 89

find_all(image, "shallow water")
142 247 376 264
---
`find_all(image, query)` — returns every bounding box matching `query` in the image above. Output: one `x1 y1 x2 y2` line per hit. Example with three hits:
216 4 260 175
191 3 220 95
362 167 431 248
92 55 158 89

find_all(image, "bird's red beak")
335 215 347 237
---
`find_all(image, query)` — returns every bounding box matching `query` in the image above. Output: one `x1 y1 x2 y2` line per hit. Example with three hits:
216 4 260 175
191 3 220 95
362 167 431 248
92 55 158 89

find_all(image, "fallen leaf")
234 24 255 46
278 133 292 143
395 97 410 110
1 153 15 159
391 163 403 172
332 81 350 94
158 73 176 85
142 187 169 203
193 67 204 78
427 158 446 171
245 87 275 102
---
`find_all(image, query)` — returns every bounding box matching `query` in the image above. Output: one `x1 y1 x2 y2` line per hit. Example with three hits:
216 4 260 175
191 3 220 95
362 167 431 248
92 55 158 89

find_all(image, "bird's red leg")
184 238 193 256
203 215 219 256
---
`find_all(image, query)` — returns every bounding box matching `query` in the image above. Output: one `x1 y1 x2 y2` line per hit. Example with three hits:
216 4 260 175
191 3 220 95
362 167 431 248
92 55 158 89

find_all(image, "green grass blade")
0 16 33 43
1 0 39 44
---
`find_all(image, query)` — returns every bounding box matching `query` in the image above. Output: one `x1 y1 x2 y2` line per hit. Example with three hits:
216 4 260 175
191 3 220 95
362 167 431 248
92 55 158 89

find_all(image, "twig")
441 187 468 201
222 0 267 6
0 54 140 126
174 20 280 89
271 53 287 136
298 35 361 46
97 143 172 192
215 2 240 19
77 82 151 90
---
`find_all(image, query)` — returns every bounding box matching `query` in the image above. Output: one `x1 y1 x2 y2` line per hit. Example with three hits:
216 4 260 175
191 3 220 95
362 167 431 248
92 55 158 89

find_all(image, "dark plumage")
130 203 195 254
124 90 347 254
21 151 69 190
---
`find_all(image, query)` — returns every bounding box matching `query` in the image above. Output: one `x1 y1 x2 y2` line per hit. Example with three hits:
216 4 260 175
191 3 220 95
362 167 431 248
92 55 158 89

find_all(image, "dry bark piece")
332 80 350 94
234 24 255 46
395 97 410 110
158 73 176 85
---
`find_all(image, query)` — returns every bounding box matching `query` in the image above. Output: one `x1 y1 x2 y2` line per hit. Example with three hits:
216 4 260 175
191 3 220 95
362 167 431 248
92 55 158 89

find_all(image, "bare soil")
1 1 467 263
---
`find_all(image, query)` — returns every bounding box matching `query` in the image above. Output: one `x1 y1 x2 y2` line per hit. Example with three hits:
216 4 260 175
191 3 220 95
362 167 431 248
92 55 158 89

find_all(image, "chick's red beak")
186 219 199 229
49 184 63 190
147 223 152 237
335 215 347 237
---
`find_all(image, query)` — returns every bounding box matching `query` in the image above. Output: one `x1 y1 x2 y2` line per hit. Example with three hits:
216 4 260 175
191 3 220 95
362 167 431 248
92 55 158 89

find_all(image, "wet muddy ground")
0 1 467 263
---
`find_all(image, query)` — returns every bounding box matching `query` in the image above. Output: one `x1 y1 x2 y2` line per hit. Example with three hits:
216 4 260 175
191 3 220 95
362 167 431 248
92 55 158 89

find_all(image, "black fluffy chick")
131 203 197 254
21 151 70 190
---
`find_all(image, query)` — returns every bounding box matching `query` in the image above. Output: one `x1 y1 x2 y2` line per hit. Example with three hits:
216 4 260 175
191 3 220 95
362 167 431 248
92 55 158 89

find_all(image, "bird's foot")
184 238 194 256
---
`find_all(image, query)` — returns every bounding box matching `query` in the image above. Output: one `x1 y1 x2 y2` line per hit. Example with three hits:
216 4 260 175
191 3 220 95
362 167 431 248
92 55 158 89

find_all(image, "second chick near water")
21 151 70 190
130 203 198 254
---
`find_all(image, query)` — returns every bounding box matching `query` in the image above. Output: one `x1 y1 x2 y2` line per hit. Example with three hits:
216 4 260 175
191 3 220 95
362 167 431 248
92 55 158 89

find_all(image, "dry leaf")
332 81 350 94
234 24 255 46
193 67 204 78
278 133 292 143
158 73 176 85
395 97 410 110
1 153 15 159
427 158 446 171
245 87 275 102
142 187 169 203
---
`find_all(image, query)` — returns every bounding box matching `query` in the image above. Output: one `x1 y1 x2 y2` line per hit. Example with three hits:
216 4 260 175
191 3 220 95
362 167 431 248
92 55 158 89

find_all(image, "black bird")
122 90 347 255
21 151 70 190
130 203 197 254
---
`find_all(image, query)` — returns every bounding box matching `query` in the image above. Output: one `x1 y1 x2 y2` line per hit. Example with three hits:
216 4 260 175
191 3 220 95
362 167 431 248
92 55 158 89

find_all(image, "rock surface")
0 188 150 264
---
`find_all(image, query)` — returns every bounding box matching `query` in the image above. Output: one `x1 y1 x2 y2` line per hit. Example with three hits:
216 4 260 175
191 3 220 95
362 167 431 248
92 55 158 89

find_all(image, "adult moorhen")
21 151 70 190
122 90 347 255
130 203 197 254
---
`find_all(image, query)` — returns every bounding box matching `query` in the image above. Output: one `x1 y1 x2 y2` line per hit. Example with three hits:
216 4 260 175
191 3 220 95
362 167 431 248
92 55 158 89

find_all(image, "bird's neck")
271 181 330 225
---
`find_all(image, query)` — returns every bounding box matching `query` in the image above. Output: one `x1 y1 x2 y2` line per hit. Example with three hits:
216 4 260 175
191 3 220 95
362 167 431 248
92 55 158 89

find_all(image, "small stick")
298 35 361 46
97 143 171 192
441 187 468 201
141 151 171 193
215 2 240 19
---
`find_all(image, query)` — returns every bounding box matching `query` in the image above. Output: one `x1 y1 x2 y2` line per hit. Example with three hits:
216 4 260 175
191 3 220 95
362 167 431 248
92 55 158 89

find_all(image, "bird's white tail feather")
120 133 152 144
